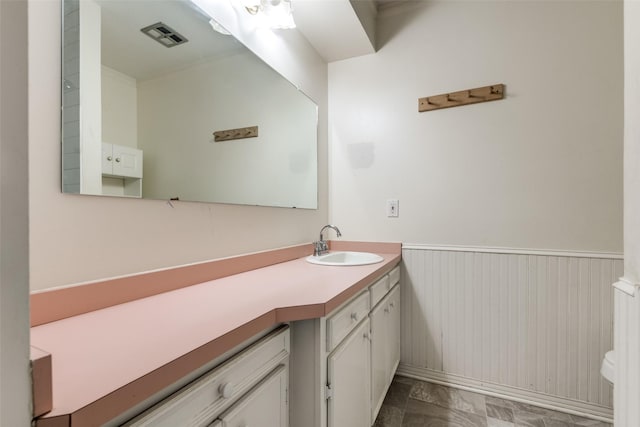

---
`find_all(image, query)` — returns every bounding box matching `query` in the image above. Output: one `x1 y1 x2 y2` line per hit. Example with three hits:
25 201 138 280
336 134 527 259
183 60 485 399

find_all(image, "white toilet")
601 350 615 384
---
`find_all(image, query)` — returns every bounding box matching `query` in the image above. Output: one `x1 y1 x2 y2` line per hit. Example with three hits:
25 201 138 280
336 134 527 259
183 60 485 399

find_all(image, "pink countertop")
31 242 401 427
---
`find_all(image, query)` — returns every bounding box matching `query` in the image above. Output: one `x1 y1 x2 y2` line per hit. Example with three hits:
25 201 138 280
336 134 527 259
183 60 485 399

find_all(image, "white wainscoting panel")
399 246 622 419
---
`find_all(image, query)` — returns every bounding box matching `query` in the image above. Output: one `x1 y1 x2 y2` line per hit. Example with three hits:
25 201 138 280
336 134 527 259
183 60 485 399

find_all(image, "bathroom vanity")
290 265 400 427
118 265 400 427
29 242 401 427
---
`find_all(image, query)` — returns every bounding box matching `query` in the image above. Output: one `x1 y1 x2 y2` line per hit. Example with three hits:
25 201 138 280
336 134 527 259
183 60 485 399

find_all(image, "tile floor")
373 376 612 427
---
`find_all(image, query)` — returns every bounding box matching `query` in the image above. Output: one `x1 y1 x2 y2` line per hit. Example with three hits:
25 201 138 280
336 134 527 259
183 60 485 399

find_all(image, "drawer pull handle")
350 312 358 322
363 332 371 340
390 302 395 308
219 382 235 399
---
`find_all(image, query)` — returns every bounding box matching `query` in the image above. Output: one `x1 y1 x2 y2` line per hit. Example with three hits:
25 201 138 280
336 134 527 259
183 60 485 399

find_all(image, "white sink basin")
306 251 384 266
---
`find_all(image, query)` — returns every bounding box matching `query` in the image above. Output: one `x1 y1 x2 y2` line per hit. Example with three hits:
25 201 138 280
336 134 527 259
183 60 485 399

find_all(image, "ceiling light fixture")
240 0 296 29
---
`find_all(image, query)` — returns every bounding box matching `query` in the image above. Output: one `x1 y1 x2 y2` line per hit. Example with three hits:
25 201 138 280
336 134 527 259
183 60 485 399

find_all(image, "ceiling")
96 0 409 80
98 0 244 81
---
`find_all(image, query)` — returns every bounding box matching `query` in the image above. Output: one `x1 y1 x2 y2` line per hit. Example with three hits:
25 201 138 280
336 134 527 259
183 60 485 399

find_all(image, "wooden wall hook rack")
213 126 259 142
419 84 505 112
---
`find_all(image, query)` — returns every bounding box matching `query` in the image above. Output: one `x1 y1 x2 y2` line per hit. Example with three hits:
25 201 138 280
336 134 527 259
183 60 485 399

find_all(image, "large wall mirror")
62 0 318 209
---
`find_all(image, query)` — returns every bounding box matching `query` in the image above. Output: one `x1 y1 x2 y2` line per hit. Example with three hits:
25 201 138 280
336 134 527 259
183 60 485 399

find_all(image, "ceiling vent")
140 22 188 48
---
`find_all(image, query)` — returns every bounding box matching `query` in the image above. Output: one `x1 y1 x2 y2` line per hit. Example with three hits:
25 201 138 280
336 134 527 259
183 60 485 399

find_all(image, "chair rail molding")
401 243 623 260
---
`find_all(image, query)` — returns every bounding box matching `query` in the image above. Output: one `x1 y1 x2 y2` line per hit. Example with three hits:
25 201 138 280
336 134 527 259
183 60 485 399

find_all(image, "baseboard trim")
397 364 613 423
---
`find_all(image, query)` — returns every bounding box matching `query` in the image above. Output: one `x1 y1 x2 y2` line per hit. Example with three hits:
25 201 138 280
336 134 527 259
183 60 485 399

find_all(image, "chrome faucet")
313 225 342 256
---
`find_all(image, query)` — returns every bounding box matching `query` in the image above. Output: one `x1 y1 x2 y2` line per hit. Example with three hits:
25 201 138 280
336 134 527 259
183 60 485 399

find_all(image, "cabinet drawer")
215 364 288 427
123 326 289 427
327 291 370 351
389 265 400 286
369 275 391 309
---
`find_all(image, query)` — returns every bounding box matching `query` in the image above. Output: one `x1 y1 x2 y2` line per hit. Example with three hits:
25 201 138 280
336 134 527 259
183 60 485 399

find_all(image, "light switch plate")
387 199 399 217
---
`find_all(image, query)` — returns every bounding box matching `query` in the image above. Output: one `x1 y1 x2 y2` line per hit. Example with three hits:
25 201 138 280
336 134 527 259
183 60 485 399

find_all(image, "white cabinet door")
218 365 288 427
102 143 142 178
388 285 401 379
371 284 401 421
370 298 389 419
327 318 371 427
112 144 142 178
102 143 114 175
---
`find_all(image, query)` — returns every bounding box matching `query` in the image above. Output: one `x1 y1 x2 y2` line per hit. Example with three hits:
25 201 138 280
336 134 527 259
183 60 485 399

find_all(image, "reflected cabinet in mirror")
62 0 318 209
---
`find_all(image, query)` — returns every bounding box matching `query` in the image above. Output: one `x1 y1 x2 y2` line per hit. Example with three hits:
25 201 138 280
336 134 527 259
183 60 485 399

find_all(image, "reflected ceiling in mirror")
62 0 318 209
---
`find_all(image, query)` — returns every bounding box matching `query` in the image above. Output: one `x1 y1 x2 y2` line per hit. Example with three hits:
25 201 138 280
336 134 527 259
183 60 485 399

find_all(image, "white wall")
614 0 640 424
78 0 103 194
102 65 138 149
1 0 31 423
329 1 623 253
29 0 327 290
101 66 139 197
137 51 317 209
327 0 623 419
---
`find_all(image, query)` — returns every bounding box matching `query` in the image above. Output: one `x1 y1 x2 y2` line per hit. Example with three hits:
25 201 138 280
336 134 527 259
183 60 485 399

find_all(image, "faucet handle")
313 240 328 256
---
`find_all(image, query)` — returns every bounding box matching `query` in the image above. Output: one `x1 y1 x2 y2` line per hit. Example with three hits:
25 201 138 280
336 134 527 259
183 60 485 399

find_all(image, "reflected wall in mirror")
62 0 318 209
